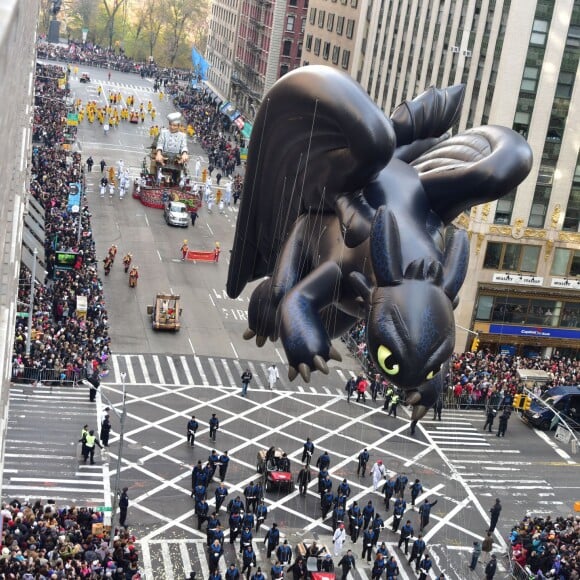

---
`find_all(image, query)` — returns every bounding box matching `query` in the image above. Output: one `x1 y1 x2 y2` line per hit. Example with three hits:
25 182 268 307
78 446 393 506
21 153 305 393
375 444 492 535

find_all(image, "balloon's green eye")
378 345 400 376
426 365 442 380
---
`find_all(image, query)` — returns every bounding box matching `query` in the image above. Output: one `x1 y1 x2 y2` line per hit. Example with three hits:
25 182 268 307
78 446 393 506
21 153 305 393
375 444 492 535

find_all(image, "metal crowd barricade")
11 365 87 387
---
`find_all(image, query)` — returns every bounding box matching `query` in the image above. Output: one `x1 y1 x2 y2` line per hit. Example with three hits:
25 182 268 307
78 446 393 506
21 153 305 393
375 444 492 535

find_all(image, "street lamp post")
106 371 127 547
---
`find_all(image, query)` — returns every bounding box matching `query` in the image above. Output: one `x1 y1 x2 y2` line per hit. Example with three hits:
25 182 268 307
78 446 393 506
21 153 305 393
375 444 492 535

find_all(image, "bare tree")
161 0 201 66
141 0 164 58
102 0 127 49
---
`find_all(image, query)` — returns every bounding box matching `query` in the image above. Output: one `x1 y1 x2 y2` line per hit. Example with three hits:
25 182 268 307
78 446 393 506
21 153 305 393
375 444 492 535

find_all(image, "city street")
3 63 579 579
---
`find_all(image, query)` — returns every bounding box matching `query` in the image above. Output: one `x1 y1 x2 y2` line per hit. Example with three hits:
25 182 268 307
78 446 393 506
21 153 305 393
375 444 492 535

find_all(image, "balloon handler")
154 112 189 185
123 252 132 273
129 266 139 288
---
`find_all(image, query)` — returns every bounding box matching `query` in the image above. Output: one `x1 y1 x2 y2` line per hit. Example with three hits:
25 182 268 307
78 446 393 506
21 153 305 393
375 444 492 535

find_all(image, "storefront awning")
241 122 253 140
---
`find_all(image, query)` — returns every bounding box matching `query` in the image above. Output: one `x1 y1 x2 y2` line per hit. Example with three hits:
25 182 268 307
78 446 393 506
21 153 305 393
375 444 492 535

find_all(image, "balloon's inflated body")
227 66 532 419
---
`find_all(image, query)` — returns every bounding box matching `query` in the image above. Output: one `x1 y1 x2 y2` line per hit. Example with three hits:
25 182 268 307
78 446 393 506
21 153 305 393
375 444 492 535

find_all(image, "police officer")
301 437 314 464
337 549 356 580
321 489 334 519
207 512 220 545
255 500 267 533
483 407 497 433
276 539 292 566
371 513 384 546
297 466 311 496
419 498 438 532
362 500 375 530
187 415 199 447
218 451 230 482
398 519 414 554
316 451 331 471
392 497 406 533
337 479 351 499
410 478 423 507
408 533 426 572
83 430 102 464
244 481 256 513
264 522 280 558
383 477 396 511
209 413 220 442
215 482 228 512
229 510 243 545
241 544 257 578
361 528 374 562
208 539 224 574
396 473 409 499
239 525 253 554
388 390 400 417
197 498 209 530
357 449 369 477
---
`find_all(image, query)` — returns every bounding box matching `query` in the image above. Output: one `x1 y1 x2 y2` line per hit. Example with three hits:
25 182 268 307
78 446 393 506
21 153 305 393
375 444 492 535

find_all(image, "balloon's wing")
226 65 395 299
410 125 533 224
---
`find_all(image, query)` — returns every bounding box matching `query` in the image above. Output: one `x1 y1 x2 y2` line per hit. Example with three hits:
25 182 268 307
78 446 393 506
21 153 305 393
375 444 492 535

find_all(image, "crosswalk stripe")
194 356 209 386
124 354 136 384
139 354 151 384
259 363 270 386
141 541 153 580
161 543 173 578
111 354 121 382
196 540 211 578
152 355 166 384
166 355 180 384
248 362 264 388
207 357 222 385
180 355 194 384
180 542 192 576
323 387 331 395
221 358 235 387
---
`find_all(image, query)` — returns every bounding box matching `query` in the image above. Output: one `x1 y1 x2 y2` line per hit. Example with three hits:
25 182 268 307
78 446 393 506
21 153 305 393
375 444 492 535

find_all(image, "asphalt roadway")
3 63 579 580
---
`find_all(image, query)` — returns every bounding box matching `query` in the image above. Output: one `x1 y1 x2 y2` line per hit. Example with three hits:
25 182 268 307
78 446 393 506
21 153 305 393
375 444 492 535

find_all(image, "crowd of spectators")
510 513 580 579
36 41 191 81
12 64 110 384
344 320 580 408
0 500 140 579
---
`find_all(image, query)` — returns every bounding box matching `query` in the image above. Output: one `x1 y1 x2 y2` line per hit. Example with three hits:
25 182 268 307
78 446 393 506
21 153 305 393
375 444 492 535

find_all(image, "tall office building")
206 0 308 118
303 0 580 358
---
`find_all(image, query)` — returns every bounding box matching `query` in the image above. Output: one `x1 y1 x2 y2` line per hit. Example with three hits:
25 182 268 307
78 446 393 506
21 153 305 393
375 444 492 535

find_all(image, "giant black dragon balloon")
226 65 532 419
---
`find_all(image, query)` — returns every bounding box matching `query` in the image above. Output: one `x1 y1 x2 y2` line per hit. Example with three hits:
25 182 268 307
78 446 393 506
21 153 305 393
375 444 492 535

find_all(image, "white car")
164 200 189 227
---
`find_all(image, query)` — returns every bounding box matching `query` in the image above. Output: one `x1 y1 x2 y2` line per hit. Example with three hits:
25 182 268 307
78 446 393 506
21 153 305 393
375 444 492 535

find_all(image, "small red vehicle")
256 447 295 493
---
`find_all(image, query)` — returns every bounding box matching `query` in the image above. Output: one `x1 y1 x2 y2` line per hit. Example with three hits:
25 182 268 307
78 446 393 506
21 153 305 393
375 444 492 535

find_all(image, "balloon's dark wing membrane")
411 126 533 224
226 66 395 298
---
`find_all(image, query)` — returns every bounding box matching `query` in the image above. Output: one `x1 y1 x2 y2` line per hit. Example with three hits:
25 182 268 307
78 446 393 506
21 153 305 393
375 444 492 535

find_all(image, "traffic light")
513 394 522 409
523 396 532 411
470 337 480 352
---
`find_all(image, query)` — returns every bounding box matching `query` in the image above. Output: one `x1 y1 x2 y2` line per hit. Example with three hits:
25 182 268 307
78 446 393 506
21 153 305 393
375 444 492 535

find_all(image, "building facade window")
318 10 325 28
327 13 335 31
280 64 289 76
314 37 321 55
346 18 354 38
551 248 580 277
332 45 340 64
309 7 316 25
341 49 350 69
530 18 549 45
336 15 344 35
475 294 569 328
286 15 295 31
282 39 292 56
289 0 298 6
494 190 516 225
297 42 303 58
483 242 541 273
301 17 306 32
322 41 330 60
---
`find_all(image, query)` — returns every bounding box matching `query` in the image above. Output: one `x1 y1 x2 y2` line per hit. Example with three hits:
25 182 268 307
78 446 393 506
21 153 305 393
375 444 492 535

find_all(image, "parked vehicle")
79 72 90 83
523 385 580 430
